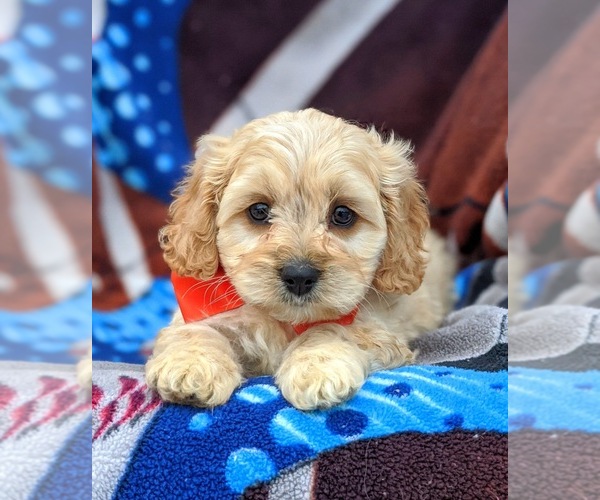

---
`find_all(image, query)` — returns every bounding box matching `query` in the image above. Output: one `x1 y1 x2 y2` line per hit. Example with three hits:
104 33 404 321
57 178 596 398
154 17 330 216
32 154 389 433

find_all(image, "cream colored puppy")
146 109 455 410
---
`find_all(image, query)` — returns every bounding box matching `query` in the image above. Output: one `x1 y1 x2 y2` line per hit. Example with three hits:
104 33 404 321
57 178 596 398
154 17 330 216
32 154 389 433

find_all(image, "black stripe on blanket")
440 342 507 372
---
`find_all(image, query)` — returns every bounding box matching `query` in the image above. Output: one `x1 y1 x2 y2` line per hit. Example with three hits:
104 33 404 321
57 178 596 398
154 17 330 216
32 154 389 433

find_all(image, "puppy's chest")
203 306 295 343
357 292 420 337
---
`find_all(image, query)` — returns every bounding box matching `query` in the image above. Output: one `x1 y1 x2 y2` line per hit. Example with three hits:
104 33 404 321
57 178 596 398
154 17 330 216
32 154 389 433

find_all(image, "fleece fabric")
89 254 600 498
412 305 507 369
509 305 599 367
92 0 193 203
0 362 91 500
509 430 600 499
91 363 162 500
101 365 507 499
89 255 509 499
509 257 600 371
241 253 600 498
245 431 507 500
507 255 600 496
509 367 600 432
88 251 598 498
31 416 92 500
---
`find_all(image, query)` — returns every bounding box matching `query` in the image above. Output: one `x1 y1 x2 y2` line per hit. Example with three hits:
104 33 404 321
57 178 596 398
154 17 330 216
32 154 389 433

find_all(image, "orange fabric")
172 269 244 322
291 308 359 335
172 270 359 335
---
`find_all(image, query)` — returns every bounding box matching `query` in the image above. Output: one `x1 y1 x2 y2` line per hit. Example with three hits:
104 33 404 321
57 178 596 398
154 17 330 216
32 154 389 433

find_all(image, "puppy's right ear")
159 135 233 279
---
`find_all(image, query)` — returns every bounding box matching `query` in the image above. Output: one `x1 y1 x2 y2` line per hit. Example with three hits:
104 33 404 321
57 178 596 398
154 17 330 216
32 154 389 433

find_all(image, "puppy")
146 109 455 410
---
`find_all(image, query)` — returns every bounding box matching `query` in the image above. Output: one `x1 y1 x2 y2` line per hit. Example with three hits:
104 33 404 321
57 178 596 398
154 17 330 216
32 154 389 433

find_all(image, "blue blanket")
91 258 509 499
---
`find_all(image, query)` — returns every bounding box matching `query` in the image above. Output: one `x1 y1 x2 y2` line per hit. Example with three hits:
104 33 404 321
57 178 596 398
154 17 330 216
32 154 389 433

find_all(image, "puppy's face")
161 109 429 324
216 125 388 324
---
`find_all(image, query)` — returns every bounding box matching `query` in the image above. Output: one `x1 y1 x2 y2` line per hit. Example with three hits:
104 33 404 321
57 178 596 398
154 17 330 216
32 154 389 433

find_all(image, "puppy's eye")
248 203 271 224
331 206 356 227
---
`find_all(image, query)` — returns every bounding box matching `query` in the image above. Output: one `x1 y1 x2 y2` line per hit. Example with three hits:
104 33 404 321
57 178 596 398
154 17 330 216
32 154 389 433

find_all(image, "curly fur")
371 133 429 294
159 135 233 279
147 109 455 410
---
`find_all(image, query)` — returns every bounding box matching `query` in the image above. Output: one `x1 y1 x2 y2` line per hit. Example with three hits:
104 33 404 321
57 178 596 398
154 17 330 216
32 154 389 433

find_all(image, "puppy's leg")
347 326 416 371
146 320 243 407
276 324 415 410
276 324 370 410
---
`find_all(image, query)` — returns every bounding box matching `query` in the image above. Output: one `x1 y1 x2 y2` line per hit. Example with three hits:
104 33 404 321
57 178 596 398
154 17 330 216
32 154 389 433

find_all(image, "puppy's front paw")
276 345 368 410
145 347 243 407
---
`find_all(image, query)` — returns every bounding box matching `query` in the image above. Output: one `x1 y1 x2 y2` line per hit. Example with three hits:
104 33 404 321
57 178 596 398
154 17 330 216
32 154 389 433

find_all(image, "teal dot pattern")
92 0 193 202
0 0 91 194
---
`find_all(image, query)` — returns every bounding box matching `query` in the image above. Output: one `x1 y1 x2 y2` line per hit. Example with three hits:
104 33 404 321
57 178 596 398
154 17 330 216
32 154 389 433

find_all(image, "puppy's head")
161 109 429 324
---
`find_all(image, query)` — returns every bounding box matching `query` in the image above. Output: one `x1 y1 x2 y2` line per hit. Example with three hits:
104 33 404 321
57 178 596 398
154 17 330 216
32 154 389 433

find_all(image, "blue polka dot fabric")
114 366 507 498
0 0 91 194
92 0 193 202
92 279 177 363
0 283 90 363
509 368 600 432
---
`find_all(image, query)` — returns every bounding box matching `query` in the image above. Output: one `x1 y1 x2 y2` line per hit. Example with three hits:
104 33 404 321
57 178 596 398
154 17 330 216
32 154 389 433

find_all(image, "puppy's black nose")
280 263 320 296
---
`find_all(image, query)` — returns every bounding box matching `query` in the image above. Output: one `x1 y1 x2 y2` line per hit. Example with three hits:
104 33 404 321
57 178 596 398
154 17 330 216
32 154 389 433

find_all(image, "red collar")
171 268 358 335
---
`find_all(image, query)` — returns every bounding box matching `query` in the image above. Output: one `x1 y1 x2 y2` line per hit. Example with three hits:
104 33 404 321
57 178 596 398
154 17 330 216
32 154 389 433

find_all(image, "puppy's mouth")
281 291 317 306
272 292 338 325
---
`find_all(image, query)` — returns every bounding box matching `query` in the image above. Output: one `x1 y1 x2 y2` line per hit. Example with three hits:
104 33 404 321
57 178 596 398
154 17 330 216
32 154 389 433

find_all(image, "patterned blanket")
2 255 597 498
0 362 91 499
508 257 600 498
88 254 599 499
90 259 509 499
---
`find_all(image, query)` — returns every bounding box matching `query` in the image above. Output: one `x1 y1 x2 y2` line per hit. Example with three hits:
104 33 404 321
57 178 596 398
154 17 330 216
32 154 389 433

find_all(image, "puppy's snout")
280 262 320 296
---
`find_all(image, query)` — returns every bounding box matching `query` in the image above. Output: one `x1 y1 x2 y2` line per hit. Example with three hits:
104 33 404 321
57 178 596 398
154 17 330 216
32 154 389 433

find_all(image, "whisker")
205 289 241 308
360 283 391 310
200 276 230 304
180 275 228 300
181 280 205 300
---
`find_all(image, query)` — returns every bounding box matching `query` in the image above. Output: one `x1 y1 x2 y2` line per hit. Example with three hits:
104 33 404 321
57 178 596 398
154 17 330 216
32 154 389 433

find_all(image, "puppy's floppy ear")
159 135 233 279
372 133 430 294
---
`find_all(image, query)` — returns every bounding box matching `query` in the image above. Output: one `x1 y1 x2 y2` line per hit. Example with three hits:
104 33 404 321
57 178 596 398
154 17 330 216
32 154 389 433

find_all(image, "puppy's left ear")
372 135 430 295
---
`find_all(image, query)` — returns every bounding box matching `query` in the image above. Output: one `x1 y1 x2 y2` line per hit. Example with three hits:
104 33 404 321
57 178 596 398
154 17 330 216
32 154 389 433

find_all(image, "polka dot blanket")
0 0 90 194
91 0 193 203
90 259 511 499
88 256 600 498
